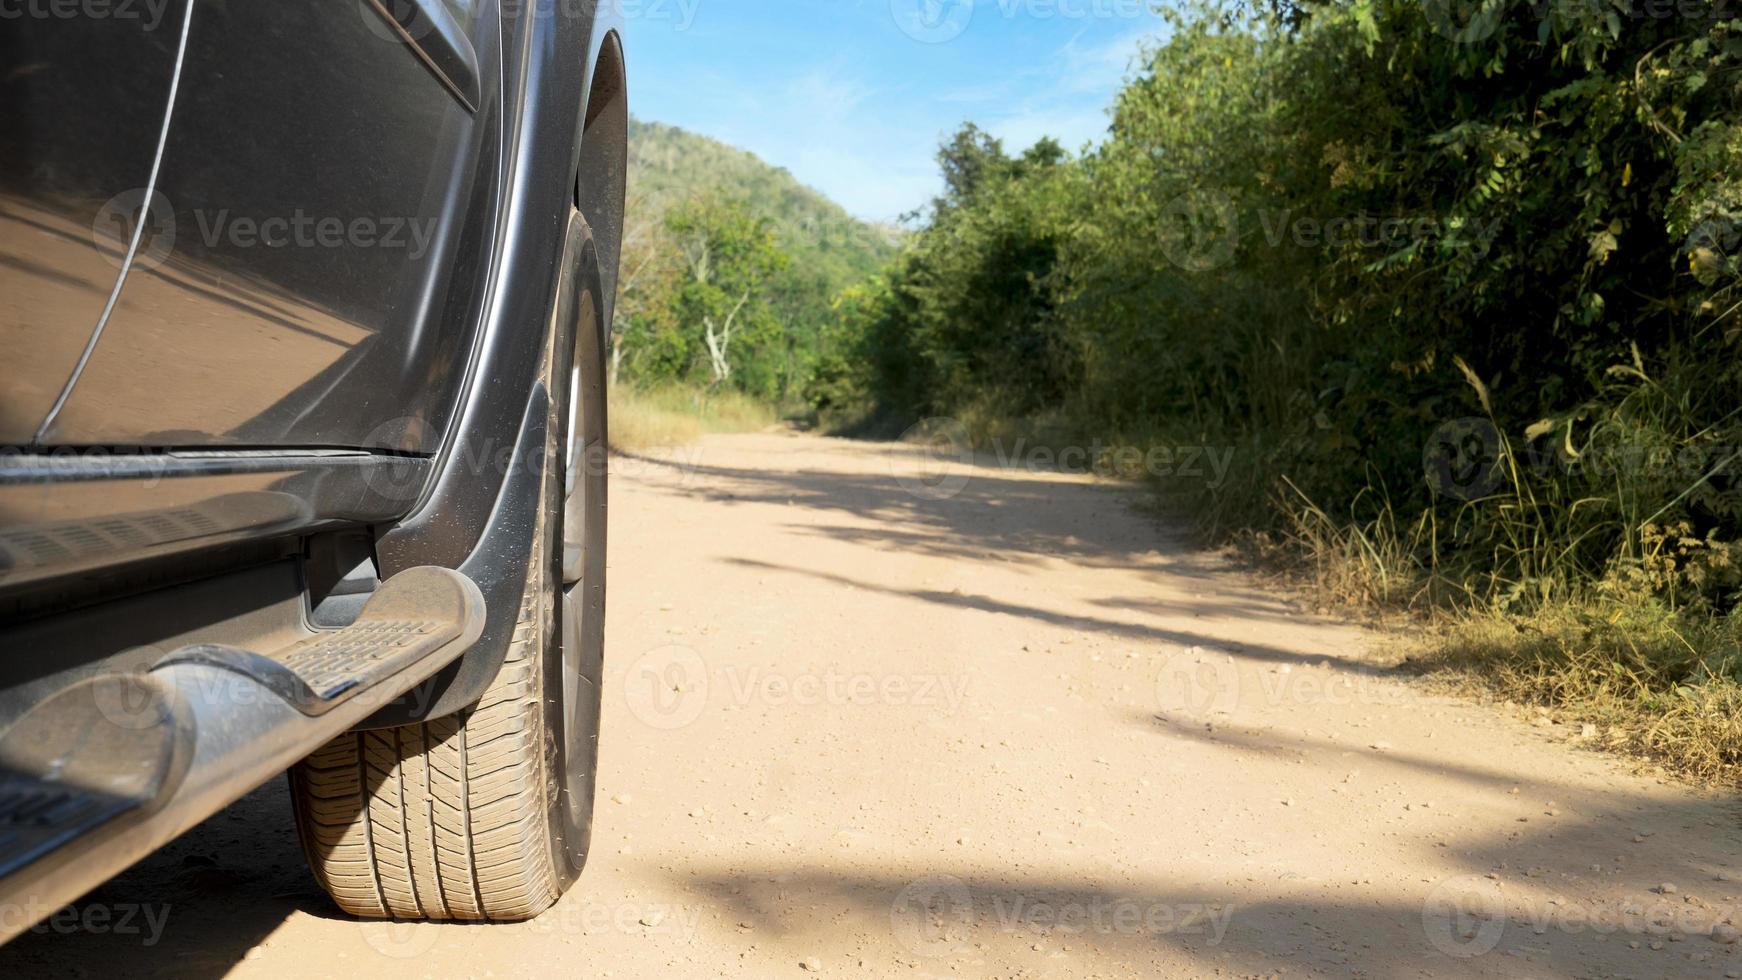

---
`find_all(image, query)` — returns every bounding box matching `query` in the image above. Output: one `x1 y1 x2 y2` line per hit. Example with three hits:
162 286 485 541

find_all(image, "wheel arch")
365 7 621 727
576 28 627 333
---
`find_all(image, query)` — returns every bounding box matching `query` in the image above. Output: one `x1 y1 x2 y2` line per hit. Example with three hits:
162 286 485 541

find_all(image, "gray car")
0 0 625 935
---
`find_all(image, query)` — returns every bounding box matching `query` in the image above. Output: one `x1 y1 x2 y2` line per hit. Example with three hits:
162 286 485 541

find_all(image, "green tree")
666 198 790 390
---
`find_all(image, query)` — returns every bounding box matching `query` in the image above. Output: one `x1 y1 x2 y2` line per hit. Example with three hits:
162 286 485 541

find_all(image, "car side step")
0 566 484 943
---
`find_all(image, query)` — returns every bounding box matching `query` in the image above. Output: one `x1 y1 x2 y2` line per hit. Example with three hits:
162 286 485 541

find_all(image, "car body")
0 0 625 937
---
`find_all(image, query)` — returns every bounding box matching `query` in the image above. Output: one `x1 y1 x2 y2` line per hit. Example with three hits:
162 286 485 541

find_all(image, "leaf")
1525 419 1557 441
1452 355 1495 416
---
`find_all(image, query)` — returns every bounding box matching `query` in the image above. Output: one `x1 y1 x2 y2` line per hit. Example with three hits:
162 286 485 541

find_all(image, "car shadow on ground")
0 779 330 980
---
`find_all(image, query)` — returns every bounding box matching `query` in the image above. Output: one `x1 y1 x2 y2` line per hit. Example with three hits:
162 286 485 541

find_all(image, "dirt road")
5 431 1741 978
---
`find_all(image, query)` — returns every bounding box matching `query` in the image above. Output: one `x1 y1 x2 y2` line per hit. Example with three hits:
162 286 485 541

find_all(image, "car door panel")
39 0 496 451
0 3 189 444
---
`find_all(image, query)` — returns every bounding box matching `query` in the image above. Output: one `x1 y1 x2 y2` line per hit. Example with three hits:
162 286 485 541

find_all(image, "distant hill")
627 118 899 294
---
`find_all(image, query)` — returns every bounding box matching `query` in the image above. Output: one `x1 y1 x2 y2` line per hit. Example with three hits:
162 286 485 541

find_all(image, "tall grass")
609 384 779 452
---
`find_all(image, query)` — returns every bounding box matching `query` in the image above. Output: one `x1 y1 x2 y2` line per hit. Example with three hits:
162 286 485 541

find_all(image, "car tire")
287 208 608 921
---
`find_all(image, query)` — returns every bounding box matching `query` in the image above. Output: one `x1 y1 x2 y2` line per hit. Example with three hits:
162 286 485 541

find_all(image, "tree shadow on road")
616 445 1226 577
725 556 1396 679
677 855 1740 979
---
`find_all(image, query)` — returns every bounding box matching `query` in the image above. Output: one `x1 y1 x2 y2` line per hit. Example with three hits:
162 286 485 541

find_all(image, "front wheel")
289 209 608 920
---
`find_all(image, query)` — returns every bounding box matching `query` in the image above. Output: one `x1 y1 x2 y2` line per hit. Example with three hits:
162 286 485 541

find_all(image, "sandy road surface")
5 431 1741 979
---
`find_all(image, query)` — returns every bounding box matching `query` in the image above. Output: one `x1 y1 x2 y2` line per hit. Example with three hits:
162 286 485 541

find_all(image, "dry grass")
1202 476 1742 787
1412 605 1742 786
610 384 779 452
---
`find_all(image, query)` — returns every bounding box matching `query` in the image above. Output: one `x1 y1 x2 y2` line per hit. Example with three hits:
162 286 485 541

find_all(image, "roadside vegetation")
606 119 896 448
802 1 1742 782
610 385 779 453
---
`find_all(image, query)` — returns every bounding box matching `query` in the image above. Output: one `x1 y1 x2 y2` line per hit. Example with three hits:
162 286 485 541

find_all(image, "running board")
0 566 484 943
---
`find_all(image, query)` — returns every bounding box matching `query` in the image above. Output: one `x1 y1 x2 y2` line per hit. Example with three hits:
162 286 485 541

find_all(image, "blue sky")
622 0 1167 223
